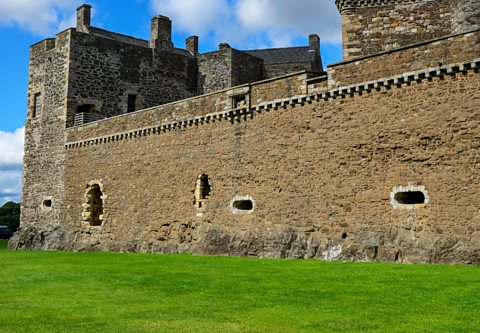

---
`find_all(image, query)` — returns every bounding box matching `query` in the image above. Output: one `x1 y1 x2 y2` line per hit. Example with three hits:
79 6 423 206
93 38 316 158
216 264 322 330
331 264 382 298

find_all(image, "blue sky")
0 0 342 204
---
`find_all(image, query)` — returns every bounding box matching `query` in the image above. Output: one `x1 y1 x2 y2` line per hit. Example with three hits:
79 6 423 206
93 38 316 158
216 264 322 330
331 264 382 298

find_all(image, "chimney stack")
150 15 173 50
309 34 320 53
186 36 199 55
308 34 324 72
77 4 92 33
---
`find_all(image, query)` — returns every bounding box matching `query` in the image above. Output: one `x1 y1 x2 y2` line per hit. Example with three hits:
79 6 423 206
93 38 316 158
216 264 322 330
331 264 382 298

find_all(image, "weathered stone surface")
336 0 479 60
328 30 480 88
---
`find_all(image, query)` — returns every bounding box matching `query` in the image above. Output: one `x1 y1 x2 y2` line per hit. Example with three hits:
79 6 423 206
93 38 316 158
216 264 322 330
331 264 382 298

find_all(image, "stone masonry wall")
197 50 231 95
451 0 480 33
230 50 264 87
250 73 311 105
19 30 72 237
329 29 480 87
340 0 453 60
66 72 308 143
24 58 480 264
67 30 197 127
263 62 315 80
197 49 264 95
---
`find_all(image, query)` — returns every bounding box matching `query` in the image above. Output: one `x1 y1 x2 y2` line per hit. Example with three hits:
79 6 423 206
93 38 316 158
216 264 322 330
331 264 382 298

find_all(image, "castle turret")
76 4 91 33
335 0 479 60
150 15 173 50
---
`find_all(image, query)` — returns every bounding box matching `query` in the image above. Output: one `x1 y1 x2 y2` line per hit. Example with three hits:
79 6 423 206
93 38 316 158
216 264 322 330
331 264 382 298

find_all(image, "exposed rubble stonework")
10 1 480 264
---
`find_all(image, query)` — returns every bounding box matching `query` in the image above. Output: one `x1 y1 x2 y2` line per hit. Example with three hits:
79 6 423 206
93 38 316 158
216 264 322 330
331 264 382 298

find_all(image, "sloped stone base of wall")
9 226 479 264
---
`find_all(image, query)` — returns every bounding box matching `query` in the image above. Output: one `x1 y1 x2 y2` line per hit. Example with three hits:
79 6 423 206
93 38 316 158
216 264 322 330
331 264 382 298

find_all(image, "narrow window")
33 92 42 118
128 94 137 113
194 174 211 209
83 183 104 226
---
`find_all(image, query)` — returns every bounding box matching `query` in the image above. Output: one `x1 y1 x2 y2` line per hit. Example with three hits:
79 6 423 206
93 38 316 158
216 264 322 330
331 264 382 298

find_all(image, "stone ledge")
65 57 480 149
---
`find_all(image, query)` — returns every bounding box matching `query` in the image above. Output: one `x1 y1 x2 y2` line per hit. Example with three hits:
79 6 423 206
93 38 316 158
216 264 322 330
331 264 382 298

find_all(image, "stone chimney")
186 36 199 55
309 34 320 53
150 15 173 50
76 4 92 33
308 34 324 72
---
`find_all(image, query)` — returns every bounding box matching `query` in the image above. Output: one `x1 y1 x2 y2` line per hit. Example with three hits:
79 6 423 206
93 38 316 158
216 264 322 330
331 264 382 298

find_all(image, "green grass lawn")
0 240 479 333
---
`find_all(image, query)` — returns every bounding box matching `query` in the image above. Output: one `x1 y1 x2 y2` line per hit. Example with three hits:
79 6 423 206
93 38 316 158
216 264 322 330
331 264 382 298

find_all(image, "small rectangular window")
127 94 137 113
231 94 246 109
33 92 42 118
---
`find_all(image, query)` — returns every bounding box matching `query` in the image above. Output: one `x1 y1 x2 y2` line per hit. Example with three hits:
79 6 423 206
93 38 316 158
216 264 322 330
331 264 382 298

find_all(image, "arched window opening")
83 182 104 226
194 174 211 209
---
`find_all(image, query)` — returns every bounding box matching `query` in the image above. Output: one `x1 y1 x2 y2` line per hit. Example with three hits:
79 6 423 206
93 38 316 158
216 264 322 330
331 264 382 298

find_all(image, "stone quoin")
10 0 480 264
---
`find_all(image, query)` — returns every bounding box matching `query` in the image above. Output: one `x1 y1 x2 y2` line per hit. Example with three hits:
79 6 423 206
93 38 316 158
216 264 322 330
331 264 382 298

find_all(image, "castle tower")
335 0 479 60
21 32 72 233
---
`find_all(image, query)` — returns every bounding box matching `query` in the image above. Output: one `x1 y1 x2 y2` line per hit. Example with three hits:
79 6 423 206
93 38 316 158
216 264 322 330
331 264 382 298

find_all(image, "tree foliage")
0 201 20 232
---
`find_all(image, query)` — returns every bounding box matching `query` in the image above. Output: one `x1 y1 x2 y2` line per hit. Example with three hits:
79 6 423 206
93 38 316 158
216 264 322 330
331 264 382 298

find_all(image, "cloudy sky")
0 0 342 205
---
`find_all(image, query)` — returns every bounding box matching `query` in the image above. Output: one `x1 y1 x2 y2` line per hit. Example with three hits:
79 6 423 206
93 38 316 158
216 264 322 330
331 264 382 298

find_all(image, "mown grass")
0 240 478 333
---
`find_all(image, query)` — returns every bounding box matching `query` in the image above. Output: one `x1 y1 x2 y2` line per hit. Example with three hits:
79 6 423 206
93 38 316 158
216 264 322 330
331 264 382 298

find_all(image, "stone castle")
10 0 480 264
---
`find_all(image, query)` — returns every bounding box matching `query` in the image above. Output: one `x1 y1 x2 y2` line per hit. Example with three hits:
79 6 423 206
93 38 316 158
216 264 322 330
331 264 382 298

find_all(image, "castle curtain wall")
61 62 480 263
13 1 480 262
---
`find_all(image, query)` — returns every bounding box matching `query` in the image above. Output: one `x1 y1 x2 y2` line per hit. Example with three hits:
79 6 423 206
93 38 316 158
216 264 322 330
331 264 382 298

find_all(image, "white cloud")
151 0 230 36
151 0 341 48
236 0 341 44
0 170 22 204
0 0 83 35
0 127 24 204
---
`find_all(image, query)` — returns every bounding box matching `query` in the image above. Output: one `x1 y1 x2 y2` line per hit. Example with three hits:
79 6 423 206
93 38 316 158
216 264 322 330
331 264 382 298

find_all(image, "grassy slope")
0 241 478 333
